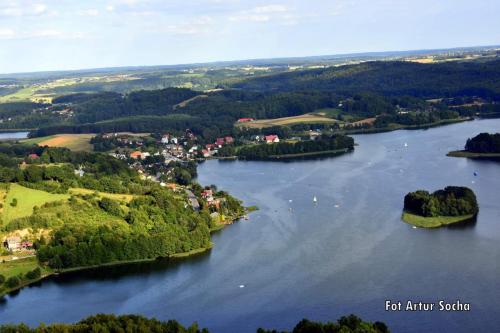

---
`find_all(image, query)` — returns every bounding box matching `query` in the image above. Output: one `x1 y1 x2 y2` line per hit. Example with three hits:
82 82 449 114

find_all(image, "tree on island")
404 186 478 217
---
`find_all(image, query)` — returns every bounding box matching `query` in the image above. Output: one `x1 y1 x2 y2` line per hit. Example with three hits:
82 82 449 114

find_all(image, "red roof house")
129 151 142 159
225 136 234 144
265 135 280 144
28 153 39 159
237 118 255 123
216 138 225 146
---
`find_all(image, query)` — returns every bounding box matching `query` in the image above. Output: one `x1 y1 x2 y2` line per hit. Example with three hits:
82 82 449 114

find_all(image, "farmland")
235 113 339 129
23 134 95 151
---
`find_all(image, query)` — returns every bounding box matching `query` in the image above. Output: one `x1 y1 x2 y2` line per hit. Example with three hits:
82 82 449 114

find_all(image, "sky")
0 0 499 73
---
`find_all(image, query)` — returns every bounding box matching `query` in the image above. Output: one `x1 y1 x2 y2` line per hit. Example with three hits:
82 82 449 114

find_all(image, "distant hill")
232 59 500 99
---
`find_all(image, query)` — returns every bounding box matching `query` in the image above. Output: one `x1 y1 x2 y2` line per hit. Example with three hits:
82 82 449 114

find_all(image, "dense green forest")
465 133 500 153
237 134 354 160
0 314 389 333
404 186 478 217
232 60 500 99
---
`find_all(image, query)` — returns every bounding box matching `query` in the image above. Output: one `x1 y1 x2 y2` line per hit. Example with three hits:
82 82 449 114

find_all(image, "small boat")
474 171 478 177
289 199 293 203
334 204 340 208
313 196 318 203
404 142 408 147
412 226 417 229
239 284 245 288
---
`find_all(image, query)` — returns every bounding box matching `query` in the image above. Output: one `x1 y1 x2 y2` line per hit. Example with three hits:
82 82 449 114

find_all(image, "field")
2 184 70 224
402 212 475 228
236 113 338 129
23 134 95 151
69 188 136 203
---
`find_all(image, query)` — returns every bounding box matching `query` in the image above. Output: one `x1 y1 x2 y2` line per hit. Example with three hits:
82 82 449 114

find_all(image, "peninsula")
448 133 500 159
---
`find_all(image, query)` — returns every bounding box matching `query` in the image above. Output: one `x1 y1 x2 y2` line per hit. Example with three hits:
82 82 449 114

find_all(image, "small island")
402 186 478 228
448 132 500 159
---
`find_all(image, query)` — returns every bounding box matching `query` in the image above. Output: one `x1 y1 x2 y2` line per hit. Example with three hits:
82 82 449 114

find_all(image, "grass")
402 212 475 228
2 184 69 225
235 113 338 129
447 150 500 159
23 134 95 152
0 257 41 280
69 188 136 203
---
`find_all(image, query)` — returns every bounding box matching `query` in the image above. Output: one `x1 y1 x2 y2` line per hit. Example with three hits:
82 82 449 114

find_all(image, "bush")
10 198 17 207
0 274 5 285
5 276 20 288
25 268 42 280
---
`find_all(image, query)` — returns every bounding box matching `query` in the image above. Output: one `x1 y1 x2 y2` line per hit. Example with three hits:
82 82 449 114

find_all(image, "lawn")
235 113 338 129
2 184 70 225
402 212 475 228
0 257 42 280
23 134 95 152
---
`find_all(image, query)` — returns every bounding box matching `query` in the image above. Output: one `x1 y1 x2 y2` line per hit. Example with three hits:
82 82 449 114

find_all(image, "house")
225 136 234 144
265 135 280 144
28 153 39 159
74 167 85 177
21 241 33 249
161 135 170 144
205 144 216 151
201 189 213 199
4 236 21 251
130 151 142 159
201 149 210 158
237 118 255 123
170 137 178 144
140 152 151 160
216 138 225 146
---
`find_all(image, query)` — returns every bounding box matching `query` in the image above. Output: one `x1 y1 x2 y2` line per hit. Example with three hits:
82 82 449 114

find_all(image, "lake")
1 119 500 332
0 132 29 140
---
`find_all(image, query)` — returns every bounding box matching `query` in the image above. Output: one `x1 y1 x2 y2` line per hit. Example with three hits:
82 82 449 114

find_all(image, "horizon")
1 44 498 76
1 0 500 74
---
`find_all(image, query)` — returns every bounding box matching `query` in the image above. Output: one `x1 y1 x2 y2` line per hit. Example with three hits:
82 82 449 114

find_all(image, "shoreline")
1 208 253 298
402 212 475 228
447 150 500 159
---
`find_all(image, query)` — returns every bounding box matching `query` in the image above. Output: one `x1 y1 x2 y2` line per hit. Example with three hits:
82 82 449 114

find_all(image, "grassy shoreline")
402 212 475 228
447 150 500 159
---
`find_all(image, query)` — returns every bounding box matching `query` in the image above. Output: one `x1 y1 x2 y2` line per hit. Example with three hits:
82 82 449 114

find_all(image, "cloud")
161 16 215 35
80 9 100 16
0 28 15 39
0 2 50 17
228 4 295 24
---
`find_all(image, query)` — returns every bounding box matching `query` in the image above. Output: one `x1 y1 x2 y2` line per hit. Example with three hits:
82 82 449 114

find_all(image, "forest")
465 133 500 153
403 186 478 217
0 314 389 333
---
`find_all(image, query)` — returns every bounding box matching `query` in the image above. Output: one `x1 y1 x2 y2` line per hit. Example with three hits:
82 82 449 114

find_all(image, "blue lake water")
1 119 500 332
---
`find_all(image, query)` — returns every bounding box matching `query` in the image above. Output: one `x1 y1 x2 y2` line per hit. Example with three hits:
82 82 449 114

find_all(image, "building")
201 149 210 158
216 138 225 146
225 136 234 144
4 236 21 251
161 135 170 144
130 151 142 159
28 153 39 159
237 118 255 123
265 135 280 144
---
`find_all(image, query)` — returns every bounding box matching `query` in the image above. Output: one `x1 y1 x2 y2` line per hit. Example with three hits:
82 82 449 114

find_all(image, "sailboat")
313 196 318 204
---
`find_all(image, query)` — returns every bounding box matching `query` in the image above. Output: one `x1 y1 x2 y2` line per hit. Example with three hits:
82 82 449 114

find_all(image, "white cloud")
106 5 115 12
0 28 15 39
0 2 50 17
33 3 47 15
253 5 288 14
228 4 293 23
80 9 100 16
